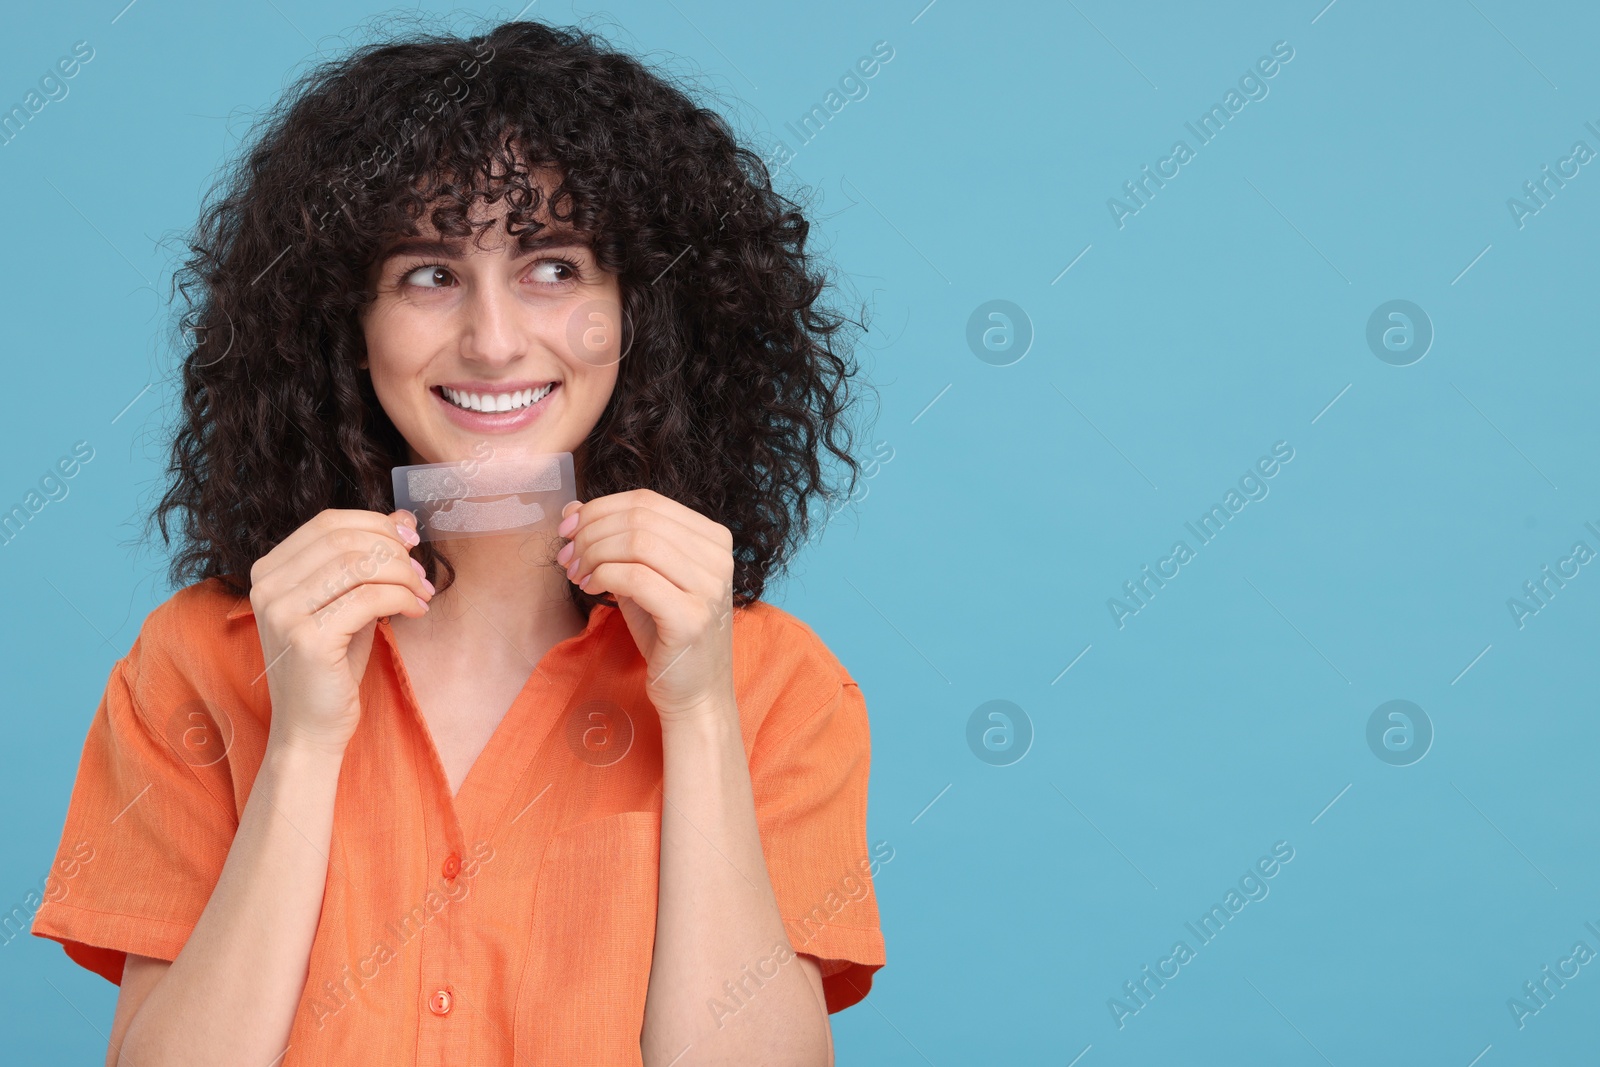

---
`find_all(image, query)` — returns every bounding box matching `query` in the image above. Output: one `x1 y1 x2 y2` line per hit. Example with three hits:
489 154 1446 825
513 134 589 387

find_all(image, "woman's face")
360 194 623 468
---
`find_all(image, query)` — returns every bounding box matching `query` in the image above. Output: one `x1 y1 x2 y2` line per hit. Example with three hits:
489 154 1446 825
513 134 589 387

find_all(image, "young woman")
32 18 884 1066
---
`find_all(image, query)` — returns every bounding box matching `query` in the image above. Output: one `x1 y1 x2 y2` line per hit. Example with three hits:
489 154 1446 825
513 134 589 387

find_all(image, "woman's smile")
432 379 560 432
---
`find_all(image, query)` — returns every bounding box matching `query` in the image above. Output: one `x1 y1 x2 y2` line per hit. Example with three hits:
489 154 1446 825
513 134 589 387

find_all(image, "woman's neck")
394 532 586 660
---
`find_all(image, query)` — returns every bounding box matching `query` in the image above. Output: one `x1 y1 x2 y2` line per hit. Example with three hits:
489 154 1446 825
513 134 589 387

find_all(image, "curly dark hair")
150 16 873 614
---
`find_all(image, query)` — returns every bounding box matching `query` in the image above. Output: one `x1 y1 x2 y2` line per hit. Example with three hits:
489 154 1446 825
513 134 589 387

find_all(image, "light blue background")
3 1 1598 1062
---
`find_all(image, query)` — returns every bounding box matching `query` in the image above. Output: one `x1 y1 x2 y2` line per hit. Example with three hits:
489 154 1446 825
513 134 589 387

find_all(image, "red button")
442 852 461 880
428 988 453 1016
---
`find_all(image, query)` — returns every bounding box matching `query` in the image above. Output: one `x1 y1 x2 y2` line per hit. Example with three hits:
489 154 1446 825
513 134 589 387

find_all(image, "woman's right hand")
247 508 433 755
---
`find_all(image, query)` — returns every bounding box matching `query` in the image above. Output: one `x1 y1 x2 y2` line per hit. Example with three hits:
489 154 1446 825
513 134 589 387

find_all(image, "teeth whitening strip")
391 452 576 542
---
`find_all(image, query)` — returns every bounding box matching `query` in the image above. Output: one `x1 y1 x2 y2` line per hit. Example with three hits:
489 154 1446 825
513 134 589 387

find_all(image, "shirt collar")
224 588 615 633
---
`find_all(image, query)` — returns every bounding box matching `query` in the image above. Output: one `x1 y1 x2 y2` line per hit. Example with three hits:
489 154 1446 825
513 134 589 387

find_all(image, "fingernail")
556 542 574 566
421 578 435 596
397 523 420 546
566 555 582 580
410 559 427 579
557 511 578 538
415 596 429 611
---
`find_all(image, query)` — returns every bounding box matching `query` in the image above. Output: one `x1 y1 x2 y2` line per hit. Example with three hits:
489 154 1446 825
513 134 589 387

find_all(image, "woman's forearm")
641 699 832 1067
117 736 343 1067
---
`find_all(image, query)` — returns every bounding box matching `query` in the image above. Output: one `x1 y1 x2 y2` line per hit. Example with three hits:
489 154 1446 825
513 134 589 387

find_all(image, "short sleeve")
750 674 886 1013
31 647 239 984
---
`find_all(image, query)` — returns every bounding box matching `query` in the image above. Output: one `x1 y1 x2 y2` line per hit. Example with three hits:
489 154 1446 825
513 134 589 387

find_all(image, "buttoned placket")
385 634 471 1065
372 605 616 1065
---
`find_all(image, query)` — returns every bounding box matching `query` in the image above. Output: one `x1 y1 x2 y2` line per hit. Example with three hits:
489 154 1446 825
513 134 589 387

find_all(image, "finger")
256 526 422 614
568 524 725 598
254 526 428 616
570 530 723 599
565 506 724 582
268 510 418 570
566 490 730 550
577 560 686 622
253 509 419 586
302 579 429 641
291 541 435 619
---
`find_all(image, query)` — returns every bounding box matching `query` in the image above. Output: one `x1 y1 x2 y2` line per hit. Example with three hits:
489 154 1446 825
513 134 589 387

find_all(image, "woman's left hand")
555 490 736 723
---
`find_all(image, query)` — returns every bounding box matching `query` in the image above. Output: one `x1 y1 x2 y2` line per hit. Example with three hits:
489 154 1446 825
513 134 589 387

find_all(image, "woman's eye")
528 260 577 284
395 259 579 290
402 265 453 288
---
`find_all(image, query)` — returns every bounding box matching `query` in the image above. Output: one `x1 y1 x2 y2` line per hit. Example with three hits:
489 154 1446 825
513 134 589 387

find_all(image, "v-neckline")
375 602 615 812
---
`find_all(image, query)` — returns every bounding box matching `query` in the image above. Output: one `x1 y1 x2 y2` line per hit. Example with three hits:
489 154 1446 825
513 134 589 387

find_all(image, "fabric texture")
32 576 884 1065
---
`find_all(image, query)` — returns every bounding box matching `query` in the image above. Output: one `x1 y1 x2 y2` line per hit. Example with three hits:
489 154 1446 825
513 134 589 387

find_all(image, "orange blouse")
32 577 885 1064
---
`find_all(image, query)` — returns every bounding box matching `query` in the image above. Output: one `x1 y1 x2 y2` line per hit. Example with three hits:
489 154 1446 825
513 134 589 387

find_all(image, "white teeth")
440 384 554 413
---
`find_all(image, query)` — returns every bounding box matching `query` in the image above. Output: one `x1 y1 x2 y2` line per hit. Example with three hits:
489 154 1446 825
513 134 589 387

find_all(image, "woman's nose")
458 280 527 366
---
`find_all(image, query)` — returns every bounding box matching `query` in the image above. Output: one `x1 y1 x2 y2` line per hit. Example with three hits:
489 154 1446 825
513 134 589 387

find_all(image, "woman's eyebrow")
379 238 463 260
378 232 590 261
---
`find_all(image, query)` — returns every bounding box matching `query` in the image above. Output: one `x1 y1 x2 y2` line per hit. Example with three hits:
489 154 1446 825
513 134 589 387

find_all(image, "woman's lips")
433 382 558 432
